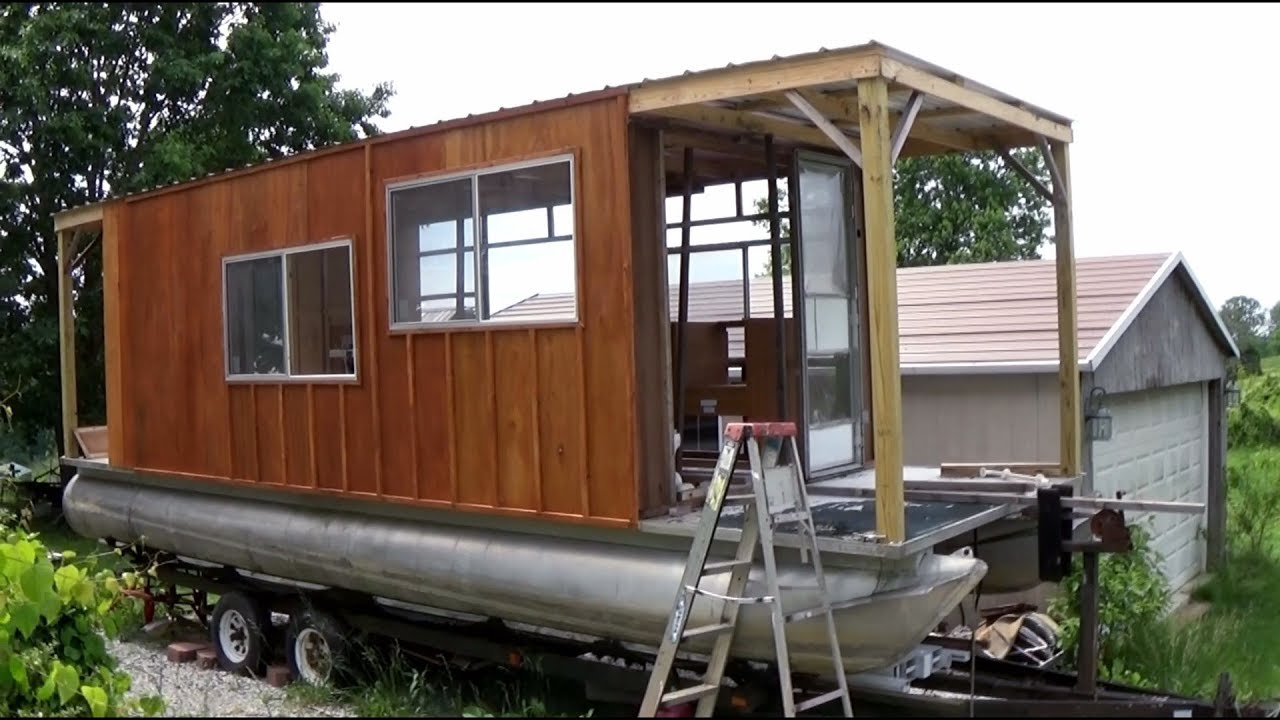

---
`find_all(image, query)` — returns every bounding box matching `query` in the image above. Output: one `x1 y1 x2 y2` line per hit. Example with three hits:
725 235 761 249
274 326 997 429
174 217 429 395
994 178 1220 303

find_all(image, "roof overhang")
52 200 108 234
1086 251 1241 364
627 40 1073 161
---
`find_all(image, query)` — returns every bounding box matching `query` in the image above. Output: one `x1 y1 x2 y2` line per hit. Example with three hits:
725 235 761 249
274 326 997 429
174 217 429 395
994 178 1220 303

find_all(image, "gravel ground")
110 638 354 718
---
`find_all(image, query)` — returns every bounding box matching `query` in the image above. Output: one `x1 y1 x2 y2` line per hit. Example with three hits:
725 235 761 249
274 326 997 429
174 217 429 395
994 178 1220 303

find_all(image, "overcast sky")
322 2 1279 313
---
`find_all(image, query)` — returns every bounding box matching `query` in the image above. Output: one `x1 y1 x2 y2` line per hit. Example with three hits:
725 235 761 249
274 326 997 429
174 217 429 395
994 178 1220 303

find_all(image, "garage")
898 251 1239 596
1091 382 1208 594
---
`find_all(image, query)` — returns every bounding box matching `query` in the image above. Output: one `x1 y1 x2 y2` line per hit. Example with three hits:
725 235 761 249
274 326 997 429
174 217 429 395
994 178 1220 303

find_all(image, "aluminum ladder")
639 422 854 717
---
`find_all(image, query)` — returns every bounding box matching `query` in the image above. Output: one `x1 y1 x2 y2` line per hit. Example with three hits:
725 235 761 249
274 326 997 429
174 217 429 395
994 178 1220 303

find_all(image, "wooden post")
857 76 905 543
1050 140 1081 477
57 229 79 459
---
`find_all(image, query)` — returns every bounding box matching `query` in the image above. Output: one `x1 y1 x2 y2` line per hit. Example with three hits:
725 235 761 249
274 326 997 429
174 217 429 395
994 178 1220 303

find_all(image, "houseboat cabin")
54 41 1080 547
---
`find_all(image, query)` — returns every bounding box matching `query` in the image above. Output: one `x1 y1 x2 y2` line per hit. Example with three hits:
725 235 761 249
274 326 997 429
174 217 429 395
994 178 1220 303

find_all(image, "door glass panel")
797 155 858 472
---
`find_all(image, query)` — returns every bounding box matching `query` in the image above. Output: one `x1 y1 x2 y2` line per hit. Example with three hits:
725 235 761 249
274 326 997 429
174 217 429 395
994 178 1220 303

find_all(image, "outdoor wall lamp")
1225 378 1242 409
1085 387 1113 443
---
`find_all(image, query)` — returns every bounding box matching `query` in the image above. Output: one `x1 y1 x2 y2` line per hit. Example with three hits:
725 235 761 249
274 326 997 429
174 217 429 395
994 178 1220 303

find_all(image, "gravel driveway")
110 638 353 718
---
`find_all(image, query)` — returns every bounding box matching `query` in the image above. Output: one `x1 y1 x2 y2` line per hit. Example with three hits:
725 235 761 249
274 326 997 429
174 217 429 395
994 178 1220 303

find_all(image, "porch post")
1049 140 1081 477
857 76 905 543
58 228 80 458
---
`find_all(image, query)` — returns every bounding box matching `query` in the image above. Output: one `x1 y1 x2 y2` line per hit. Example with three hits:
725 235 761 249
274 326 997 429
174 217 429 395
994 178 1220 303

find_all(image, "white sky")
323 1 1280 313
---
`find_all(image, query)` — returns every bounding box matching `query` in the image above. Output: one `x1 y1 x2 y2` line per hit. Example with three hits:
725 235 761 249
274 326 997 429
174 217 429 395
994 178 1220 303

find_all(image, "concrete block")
166 641 207 664
266 664 292 688
196 647 218 670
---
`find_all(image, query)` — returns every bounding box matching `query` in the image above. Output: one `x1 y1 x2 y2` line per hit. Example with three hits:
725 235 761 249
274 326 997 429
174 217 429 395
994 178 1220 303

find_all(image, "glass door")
793 151 862 476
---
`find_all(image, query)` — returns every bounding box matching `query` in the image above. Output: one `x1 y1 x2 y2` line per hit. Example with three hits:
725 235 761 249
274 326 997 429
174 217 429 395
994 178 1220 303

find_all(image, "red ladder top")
723 422 798 441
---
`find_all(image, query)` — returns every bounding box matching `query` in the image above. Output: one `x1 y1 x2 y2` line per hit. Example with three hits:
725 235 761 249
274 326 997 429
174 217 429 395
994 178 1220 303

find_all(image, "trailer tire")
211 591 271 676
286 607 349 687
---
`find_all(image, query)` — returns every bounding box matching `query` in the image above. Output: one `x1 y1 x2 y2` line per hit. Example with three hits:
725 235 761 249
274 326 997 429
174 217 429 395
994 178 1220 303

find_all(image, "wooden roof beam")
880 58 1073 143
784 89 863 167
53 201 106 233
629 50 882 113
890 91 923 163
646 104 843 154
748 90 987 154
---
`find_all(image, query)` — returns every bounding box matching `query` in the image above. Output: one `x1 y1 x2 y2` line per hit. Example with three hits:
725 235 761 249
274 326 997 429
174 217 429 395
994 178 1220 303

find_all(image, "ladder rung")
661 683 722 706
703 559 752 575
771 510 808 524
795 689 847 713
682 622 735 640
785 605 831 624
724 492 755 504
685 585 774 604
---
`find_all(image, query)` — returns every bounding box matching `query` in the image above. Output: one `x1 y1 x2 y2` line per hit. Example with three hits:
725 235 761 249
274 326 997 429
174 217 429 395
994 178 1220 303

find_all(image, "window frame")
221 237 359 384
384 152 580 332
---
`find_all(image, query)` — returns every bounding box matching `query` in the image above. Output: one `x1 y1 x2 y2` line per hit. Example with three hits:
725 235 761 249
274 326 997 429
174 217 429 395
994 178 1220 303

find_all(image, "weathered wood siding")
1090 268 1229 394
104 94 639 527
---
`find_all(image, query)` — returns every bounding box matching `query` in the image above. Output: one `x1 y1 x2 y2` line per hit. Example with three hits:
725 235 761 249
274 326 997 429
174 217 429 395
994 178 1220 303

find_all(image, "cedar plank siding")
104 95 638 527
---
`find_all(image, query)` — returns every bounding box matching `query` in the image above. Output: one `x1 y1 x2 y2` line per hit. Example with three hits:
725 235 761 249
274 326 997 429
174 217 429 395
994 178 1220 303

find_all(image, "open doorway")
661 134 868 491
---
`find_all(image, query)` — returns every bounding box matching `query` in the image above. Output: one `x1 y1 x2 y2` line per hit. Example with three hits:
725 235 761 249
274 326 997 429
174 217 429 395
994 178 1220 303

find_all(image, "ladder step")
661 683 722 706
682 622 735 640
795 688 847 713
724 492 755 505
771 510 808 524
785 605 831 624
703 559 752 575
686 585 775 604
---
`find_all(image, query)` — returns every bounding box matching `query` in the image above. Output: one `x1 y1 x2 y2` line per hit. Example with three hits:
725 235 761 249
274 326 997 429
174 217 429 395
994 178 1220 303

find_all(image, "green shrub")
0 526 163 717
1047 522 1169 687
1226 450 1280 556
1228 372 1280 449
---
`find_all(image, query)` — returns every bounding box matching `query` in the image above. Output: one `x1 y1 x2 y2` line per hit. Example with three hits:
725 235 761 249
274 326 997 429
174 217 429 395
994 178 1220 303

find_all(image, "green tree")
0 3 392 451
755 149 1050 276
1220 296 1267 347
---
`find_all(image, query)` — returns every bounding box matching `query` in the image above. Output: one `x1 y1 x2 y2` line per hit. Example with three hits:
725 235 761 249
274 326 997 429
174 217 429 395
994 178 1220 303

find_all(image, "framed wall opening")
650 126 870 496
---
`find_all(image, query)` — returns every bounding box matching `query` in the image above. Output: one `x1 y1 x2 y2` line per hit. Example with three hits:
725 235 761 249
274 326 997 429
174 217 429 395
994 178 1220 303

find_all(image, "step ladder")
639 422 854 718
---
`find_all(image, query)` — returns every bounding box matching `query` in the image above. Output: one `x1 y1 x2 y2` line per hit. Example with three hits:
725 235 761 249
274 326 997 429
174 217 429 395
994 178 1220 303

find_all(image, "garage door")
1091 382 1207 594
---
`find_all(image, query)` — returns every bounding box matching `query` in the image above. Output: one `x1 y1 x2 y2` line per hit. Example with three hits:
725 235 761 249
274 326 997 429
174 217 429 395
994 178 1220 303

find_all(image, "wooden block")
266 664 292 688
195 648 218 670
166 641 207 664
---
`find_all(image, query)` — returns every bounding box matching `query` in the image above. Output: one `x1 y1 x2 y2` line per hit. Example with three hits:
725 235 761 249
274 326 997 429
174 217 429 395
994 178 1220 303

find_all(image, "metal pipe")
673 147 695 469
765 134 788 420
819 485 1205 514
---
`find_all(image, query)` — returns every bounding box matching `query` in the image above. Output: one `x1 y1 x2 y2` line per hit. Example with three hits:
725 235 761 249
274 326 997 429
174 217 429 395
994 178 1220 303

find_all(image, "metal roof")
497 252 1239 373
55 39 1072 222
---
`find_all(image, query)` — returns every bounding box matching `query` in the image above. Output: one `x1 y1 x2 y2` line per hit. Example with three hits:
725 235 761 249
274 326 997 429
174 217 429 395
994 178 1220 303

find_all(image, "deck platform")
639 466 1021 560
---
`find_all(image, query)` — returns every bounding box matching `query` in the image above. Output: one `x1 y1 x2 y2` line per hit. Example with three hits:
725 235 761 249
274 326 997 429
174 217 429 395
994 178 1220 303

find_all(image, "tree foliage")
755 148 1050 275
0 3 392 451
1220 295 1269 346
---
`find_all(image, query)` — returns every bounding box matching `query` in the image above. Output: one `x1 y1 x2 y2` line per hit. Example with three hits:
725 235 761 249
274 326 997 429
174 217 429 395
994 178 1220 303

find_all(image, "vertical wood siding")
105 95 638 527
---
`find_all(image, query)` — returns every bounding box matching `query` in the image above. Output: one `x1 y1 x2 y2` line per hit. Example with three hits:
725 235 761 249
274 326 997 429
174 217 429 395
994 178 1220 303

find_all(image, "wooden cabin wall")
105 95 639 527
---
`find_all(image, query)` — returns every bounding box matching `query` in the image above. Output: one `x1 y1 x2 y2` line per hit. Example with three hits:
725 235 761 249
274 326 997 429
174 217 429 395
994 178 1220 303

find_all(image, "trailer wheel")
211 591 271 675
286 607 349 686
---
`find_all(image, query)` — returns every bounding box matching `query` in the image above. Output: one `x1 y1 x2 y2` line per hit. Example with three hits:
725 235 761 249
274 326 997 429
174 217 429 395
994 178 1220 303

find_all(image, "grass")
1135 355 1280 702
285 642 600 717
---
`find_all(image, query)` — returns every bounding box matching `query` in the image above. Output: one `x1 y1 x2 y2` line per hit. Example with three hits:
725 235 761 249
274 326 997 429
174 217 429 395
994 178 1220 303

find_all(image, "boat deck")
639 466 1021 560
